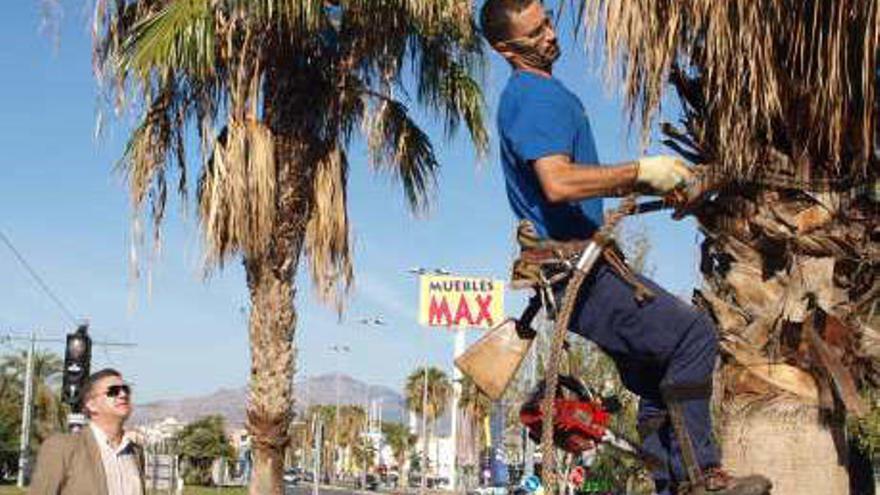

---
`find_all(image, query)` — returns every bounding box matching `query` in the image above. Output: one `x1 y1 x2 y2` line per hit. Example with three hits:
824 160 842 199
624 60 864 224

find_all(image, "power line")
0 228 77 326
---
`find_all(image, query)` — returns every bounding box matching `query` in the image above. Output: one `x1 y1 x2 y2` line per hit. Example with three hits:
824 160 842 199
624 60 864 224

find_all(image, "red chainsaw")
519 375 656 466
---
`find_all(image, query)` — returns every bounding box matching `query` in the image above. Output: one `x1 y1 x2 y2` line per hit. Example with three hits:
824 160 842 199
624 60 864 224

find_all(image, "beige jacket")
28 428 145 495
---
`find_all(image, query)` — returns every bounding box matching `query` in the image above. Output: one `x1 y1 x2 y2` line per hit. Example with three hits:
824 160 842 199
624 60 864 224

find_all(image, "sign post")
417 274 504 491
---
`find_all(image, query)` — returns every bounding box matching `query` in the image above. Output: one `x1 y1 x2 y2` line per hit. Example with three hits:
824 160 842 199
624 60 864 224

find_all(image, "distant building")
134 417 185 447
424 435 455 482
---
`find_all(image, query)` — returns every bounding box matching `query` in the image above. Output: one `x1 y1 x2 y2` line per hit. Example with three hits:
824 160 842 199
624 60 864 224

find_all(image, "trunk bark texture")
696 186 878 494
245 244 299 495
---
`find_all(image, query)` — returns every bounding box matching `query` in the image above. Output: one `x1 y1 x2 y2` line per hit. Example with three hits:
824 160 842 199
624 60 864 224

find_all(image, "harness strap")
512 224 655 305
660 381 713 495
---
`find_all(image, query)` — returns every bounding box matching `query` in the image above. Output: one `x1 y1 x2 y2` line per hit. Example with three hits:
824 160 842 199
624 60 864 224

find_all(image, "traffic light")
62 324 91 411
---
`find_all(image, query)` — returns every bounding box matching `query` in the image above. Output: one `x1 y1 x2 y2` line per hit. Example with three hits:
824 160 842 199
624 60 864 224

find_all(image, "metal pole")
334 368 340 485
450 329 465 491
313 417 322 495
362 385 369 490
420 364 428 495
17 332 36 488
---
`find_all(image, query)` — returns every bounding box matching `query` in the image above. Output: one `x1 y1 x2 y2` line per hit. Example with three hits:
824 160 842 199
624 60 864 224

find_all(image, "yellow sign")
418 275 504 329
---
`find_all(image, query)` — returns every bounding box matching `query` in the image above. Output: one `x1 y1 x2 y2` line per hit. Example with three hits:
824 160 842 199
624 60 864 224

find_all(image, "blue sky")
0 2 702 403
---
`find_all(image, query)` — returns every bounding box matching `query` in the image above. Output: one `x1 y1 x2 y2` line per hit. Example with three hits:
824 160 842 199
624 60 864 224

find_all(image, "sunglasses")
105 384 131 398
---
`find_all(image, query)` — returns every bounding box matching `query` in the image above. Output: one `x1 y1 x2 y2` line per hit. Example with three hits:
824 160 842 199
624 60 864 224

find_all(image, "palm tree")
456 375 492 488
381 421 415 487
302 404 338 482
92 1 486 493
337 405 366 474
582 1 878 492
405 366 451 485
1 351 65 445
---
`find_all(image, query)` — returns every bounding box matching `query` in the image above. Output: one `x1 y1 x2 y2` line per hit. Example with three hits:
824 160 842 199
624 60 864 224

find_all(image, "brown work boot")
676 467 772 494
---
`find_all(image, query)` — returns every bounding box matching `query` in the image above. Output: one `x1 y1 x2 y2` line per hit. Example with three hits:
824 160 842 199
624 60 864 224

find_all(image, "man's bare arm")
533 154 638 203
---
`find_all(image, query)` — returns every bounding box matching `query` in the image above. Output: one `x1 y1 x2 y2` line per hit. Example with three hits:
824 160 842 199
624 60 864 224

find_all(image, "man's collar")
89 421 132 454
514 67 553 79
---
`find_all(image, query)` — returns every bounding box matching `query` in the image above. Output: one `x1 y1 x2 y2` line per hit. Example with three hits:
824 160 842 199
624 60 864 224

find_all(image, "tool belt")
510 220 654 304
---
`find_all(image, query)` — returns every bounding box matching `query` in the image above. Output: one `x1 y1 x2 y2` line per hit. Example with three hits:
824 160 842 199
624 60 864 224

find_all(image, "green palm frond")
458 375 491 420
413 33 488 155
367 98 439 212
437 61 489 156
117 0 215 80
405 366 451 421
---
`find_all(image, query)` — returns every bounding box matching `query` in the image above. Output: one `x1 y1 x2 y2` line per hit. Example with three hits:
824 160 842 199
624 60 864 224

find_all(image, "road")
284 484 374 495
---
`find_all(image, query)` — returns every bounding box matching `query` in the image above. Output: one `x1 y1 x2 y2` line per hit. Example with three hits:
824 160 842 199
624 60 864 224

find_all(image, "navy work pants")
567 264 720 493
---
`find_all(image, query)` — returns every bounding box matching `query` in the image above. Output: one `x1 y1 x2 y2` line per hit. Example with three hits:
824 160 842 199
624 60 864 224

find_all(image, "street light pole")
362 384 370 490
420 364 429 495
16 332 35 489
329 344 350 485
313 414 322 495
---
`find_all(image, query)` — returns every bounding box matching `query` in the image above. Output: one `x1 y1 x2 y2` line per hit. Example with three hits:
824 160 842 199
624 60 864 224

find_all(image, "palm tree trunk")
697 187 876 494
399 451 409 488
245 253 298 495
244 48 323 493
244 132 314 495
720 404 848 493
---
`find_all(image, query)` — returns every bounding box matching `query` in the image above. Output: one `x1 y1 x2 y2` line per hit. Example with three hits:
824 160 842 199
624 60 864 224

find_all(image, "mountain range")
130 373 410 429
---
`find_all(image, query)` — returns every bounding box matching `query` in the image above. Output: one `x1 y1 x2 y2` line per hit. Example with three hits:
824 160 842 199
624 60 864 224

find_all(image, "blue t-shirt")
497 71 603 240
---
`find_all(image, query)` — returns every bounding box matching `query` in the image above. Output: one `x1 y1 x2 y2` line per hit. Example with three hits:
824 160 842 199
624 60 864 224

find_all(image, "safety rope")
539 195 638 494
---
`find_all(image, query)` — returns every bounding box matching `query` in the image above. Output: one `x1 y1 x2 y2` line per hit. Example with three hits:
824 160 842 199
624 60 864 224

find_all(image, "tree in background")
456 375 492 488
583 1 878 492
405 366 451 482
336 405 366 475
381 421 416 487
92 1 486 492
0 350 64 477
176 415 235 486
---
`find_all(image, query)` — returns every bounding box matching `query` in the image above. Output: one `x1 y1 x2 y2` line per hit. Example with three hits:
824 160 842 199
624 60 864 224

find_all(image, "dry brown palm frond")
198 118 277 268
581 0 880 182
304 146 353 312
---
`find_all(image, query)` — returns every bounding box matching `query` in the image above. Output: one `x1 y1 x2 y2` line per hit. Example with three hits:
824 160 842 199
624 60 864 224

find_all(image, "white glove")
636 156 693 194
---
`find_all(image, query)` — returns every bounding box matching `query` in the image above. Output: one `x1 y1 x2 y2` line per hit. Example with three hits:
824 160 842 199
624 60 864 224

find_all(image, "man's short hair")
80 368 122 412
479 0 536 45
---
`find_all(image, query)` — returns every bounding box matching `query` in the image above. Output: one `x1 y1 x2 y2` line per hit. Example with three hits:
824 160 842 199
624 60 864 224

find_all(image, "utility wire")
0 228 77 326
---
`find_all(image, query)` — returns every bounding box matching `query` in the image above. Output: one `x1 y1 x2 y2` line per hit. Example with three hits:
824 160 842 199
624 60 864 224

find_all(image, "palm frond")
117 0 215 80
582 0 880 182
198 119 277 267
416 47 489 157
366 98 439 213
304 146 353 311
96 0 487 314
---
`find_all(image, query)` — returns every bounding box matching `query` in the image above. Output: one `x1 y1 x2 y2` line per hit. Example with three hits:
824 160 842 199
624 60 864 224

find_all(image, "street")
285 485 373 495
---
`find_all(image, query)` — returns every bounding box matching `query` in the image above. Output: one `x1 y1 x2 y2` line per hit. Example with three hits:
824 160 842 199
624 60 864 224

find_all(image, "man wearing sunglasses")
30 368 145 495
479 1 770 494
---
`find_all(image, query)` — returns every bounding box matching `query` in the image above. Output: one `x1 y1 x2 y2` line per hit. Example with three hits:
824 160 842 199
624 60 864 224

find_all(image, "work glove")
636 155 693 194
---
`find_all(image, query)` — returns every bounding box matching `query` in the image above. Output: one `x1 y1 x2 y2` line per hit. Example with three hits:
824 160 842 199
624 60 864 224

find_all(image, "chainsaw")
519 375 654 465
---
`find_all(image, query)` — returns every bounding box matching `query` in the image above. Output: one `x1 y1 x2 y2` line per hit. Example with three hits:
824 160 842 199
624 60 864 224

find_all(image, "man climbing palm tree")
478 1 770 493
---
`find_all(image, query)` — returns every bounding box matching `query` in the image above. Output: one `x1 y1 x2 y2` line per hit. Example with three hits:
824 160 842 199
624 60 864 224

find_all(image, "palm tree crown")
93 0 487 302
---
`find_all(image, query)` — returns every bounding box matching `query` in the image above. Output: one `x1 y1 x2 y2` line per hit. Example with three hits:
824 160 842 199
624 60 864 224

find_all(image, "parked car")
360 473 380 491
283 468 301 485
